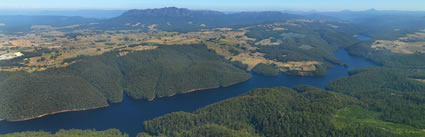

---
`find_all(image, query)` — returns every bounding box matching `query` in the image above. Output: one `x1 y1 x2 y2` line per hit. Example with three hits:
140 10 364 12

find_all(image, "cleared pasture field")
372 31 425 54
255 38 280 46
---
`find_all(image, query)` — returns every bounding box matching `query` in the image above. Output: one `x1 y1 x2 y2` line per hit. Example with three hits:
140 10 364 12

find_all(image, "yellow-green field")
414 79 425 83
372 31 425 54
255 38 280 46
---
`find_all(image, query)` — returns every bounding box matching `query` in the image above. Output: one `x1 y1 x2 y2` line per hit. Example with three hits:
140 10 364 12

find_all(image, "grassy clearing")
372 40 425 54
414 79 425 83
255 38 280 46
371 30 425 54
231 52 271 70
272 27 287 31
299 44 314 50
332 106 425 136
327 24 339 28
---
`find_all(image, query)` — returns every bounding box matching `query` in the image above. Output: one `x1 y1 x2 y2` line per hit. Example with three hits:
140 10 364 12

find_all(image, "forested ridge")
118 45 251 100
136 86 405 137
327 67 425 129
133 68 425 137
340 36 425 131
0 44 250 121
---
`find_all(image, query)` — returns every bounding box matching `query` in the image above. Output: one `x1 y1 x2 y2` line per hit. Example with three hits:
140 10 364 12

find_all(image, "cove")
0 44 376 136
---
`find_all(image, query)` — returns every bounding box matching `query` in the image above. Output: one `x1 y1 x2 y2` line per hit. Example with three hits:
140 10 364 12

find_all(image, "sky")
1 0 425 11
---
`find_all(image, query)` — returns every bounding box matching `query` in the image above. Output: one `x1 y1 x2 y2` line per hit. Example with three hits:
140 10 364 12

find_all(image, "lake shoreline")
8 78 251 122
152 77 252 101
7 105 110 122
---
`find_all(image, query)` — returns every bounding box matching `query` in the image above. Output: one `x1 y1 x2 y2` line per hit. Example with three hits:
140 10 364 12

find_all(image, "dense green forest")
133 69 425 137
0 44 250 121
252 63 279 77
118 45 251 100
3 85 425 136
0 70 111 121
136 86 418 137
327 67 425 129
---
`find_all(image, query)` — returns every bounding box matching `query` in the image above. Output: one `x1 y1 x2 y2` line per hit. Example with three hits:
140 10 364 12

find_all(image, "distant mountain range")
1 7 424 34
121 7 224 17
90 7 299 32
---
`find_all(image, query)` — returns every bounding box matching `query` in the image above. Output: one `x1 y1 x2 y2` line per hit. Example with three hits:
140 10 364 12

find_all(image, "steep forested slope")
0 44 250 121
118 45 251 100
137 86 403 137
0 70 111 121
327 67 425 129
3 85 425 136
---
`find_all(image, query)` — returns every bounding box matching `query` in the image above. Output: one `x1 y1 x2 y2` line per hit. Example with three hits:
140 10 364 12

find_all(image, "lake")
356 34 372 41
0 36 376 136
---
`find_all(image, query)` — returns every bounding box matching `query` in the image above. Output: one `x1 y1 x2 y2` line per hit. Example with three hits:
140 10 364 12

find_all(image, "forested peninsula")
0 44 251 121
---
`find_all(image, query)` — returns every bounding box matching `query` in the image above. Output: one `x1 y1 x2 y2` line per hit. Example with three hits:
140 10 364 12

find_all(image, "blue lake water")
0 36 376 136
356 34 372 41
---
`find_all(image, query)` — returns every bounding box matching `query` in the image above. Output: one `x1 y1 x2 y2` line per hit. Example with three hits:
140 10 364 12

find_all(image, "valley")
0 14 360 121
1 6 425 137
0 48 377 136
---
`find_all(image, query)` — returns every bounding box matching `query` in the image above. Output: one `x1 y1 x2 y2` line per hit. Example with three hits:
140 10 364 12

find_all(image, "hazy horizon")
1 0 425 12
1 7 425 13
